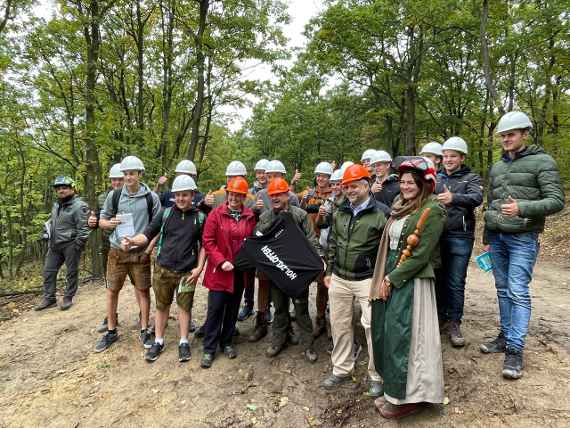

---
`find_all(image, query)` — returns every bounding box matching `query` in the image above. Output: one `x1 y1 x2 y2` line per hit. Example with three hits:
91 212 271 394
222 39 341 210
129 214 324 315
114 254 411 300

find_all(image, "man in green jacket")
321 164 389 397
481 111 565 380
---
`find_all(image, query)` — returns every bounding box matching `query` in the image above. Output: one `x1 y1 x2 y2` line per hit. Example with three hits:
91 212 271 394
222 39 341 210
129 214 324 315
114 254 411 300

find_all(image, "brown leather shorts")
153 263 195 312
106 248 151 291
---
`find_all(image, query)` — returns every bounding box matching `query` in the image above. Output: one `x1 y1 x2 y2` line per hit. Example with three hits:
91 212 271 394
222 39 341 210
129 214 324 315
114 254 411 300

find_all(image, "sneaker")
139 329 154 349
201 352 214 369
145 342 165 362
304 348 318 363
237 305 254 322
449 321 465 347
34 299 57 311
95 330 119 353
178 343 191 362
60 297 73 311
321 373 352 390
223 345 237 359
480 332 506 354
502 349 524 379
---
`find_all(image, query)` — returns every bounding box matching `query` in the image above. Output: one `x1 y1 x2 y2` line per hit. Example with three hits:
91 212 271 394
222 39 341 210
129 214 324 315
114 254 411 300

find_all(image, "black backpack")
110 188 154 222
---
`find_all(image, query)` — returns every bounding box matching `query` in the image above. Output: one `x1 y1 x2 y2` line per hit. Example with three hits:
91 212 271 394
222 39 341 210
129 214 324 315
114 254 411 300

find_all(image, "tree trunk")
158 0 174 169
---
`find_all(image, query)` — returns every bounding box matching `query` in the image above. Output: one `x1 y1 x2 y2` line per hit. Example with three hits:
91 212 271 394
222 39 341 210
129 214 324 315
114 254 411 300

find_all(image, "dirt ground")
0 254 569 428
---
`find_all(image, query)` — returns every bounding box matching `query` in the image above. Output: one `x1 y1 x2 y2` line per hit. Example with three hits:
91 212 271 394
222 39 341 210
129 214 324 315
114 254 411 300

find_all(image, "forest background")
0 0 567 288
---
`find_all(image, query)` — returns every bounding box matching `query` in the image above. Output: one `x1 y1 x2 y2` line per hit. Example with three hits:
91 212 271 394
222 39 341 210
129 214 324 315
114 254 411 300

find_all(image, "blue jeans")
436 236 474 322
488 231 539 352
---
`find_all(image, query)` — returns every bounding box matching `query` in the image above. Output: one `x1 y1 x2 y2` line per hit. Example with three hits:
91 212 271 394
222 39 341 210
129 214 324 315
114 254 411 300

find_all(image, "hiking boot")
200 352 214 369
139 329 154 349
266 342 286 358
145 342 165 362
95 330 119 353
237 304 254 322
480 332 506 354
223 345 237 359
178 343 191 362
449 321 465 347
60 297 73 311
304 348 318 363
313 316 326 338
248 312 268 342
34 298 57 311
502 349 524 379
320 373 352 390
194 324 205 339
365 380 384 398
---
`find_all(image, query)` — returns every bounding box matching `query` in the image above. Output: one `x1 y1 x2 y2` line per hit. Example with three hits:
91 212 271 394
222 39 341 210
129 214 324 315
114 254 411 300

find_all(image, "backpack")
156 207 206 257
110 188 154 222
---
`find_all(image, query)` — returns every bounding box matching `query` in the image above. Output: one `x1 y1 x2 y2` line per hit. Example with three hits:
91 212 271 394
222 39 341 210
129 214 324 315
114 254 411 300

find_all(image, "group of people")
34 110 565 420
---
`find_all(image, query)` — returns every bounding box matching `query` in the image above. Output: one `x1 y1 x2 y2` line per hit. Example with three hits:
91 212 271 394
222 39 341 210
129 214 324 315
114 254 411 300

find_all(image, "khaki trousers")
329 274 381 381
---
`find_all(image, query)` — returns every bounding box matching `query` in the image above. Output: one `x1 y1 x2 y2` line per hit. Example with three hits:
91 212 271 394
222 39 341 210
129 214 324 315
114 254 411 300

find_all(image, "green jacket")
255 205 318 250
484 145 565 236
372 198 446 399
326 197 387 281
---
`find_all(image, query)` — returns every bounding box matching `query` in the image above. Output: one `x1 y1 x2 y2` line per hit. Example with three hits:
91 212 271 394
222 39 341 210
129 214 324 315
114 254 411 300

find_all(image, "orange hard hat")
267 177 290 196
226 176 249 195
342 164 370 185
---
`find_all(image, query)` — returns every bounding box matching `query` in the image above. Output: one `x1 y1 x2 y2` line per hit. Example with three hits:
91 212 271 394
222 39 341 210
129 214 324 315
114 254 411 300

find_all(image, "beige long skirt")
385 278 444 405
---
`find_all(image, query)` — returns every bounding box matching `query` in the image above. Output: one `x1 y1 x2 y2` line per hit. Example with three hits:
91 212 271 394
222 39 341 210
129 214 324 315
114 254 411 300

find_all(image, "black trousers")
42 242 82 301
203 271 246 354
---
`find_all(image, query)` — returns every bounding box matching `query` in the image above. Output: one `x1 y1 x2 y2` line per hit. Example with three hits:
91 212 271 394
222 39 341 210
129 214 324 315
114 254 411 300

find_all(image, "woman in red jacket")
201 176 257 368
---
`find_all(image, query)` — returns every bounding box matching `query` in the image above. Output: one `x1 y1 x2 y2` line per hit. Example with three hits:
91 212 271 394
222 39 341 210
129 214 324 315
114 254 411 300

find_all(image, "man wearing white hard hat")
481 111 564 380
95 155 161 353
155 159 204 209
434 137 483 348
203 160 256 209
298 161 334 337
420 142 443 171
370 150 400 208
361 149 377 175
123 175 206 363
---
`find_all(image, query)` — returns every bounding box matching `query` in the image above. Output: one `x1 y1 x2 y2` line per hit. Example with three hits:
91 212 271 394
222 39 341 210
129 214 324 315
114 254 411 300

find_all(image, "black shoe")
34 299 57 311
502 349 524 379
304 348 318 363
266 342 286 358
321 373 352 390
140 329 154 349
189 319 197 333
95 330 118 353
201 352 214 368
449 321 465 347
60 297 73 311
223 345 237 359
178 343 191 362
480 332 506 354
145 342 165 362
237 305 254 322
195 325 205 338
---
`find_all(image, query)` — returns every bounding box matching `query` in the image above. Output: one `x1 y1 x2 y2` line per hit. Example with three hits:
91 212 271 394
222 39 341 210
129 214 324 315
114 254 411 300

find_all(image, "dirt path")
1 260 569 428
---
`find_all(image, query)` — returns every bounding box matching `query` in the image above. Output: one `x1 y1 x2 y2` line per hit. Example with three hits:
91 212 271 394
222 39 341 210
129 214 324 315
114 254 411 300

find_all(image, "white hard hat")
496 111 533 134
120 155 145 172
339 161 355 174
265 160 287 174
108 163 123 178
225 160 247 177
330 169 343 182
175 159 197 175
442 137 468 155
171 175 197 192
314 161 334 176
254 159 269 171
370 150 392 165
361 149 376 162
420 142 443 157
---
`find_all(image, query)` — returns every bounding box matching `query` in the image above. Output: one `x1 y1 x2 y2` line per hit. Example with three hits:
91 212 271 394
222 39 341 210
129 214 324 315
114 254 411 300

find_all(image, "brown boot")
449 320 465 347
248 312 268 342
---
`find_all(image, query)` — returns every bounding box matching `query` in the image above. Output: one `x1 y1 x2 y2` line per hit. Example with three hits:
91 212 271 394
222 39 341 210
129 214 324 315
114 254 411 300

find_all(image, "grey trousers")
42 242 82 301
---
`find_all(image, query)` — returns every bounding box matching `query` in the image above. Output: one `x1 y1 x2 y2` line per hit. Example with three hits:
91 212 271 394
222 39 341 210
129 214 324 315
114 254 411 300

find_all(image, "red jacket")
203 203 256 293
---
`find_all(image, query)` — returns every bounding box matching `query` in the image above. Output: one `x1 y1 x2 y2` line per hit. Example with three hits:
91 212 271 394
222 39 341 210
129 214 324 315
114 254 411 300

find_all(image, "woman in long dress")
370 157 446 419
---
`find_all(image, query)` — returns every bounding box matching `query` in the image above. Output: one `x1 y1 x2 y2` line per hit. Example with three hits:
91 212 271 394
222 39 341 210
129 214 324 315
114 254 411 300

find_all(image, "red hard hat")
267 177 290 196
226 176 249 195
342 164 370 185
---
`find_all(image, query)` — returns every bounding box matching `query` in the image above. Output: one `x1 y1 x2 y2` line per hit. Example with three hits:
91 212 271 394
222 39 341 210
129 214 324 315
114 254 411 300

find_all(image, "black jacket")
435 166 483 239
373 174 400 208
